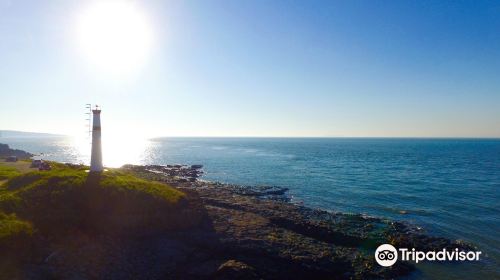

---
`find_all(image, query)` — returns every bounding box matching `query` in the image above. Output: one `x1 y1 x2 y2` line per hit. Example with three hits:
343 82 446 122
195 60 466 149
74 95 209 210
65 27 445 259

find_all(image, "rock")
229 185 289 198
121 164 204 184
0 143 33 159
214 260 260 280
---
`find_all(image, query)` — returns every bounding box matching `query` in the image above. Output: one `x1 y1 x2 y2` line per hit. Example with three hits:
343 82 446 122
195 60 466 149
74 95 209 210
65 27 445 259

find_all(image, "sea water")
1 136 499 279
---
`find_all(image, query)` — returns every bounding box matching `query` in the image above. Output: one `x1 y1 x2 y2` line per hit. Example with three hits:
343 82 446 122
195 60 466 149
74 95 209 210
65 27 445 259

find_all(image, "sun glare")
73 134 149 168
76 1 153 76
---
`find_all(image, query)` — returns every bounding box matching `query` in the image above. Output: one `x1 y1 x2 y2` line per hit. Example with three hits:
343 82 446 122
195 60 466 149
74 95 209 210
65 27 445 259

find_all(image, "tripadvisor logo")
375 244 398 267
374 244 482 267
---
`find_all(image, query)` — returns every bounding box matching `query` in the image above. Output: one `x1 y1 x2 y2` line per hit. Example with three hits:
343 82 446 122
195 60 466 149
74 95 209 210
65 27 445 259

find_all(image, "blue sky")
0 0 499 137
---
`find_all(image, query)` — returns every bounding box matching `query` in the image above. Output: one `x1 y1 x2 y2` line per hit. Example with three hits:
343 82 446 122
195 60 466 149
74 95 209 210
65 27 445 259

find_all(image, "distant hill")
0 130 64 138
0 143 33 159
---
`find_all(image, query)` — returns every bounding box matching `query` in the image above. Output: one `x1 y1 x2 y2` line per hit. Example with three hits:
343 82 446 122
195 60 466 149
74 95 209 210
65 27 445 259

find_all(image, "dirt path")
0 160 33 174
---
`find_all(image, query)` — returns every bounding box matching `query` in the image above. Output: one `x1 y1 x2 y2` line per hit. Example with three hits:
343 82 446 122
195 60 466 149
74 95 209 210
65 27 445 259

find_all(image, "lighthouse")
90 105 103 172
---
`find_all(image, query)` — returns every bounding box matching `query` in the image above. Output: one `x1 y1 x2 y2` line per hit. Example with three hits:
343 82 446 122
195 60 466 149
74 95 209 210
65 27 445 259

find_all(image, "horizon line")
1 130 500 140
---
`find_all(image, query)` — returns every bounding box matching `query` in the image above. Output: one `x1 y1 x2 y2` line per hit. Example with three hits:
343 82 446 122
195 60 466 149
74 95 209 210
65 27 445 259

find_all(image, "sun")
76 1 153 76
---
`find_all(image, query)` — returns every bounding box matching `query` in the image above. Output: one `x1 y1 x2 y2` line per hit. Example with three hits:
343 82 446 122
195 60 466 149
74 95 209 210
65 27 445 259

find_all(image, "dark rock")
0 143 33 159
6 155 17 162
214 260 260 280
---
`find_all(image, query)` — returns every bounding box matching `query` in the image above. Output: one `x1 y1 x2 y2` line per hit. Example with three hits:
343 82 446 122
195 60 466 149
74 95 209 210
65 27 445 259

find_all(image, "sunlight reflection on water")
74 135 151 167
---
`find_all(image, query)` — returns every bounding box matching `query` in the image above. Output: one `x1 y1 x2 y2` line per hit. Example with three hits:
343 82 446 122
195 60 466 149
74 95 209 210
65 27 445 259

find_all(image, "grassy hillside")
0 162 189 233
0 162 201 278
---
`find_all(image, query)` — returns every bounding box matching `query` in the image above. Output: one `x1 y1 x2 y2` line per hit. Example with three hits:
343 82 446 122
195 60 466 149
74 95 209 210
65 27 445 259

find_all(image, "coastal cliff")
0 146 473 279
0 143 33 159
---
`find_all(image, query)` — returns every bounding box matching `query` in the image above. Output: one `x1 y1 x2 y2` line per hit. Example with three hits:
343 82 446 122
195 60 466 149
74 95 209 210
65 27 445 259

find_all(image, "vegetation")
0 161 203 278
0 161 194 243
0 211 32 241
1 166 185 204
0 212 33 279
1 163 187 233
0 165 21 180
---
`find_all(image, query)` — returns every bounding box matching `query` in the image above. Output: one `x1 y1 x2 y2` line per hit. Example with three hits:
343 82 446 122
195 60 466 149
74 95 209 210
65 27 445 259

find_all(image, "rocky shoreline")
0 147 477 279
106 164 475 280
0 143 33 159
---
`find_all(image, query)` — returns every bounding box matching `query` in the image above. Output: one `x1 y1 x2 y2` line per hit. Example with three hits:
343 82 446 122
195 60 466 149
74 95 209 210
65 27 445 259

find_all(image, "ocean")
1 136 499 279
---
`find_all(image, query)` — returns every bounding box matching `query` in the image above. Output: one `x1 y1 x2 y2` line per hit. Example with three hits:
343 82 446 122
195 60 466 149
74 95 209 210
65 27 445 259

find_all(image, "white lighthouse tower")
90 105 103 172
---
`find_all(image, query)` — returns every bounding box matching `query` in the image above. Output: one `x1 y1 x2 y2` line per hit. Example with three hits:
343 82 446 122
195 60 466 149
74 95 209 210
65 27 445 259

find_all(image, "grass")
0 160 196 278
2 168 185 203
98 171 185 203
1 163 184 202
0 165 22 181
0 212 32 240
0 160 38 184
0 212 33 279
0 162 188 236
